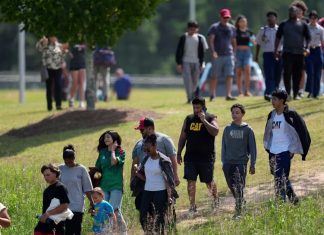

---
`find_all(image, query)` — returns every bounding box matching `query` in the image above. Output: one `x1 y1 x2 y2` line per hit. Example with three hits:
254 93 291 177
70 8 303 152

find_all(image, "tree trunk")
85 47 96 110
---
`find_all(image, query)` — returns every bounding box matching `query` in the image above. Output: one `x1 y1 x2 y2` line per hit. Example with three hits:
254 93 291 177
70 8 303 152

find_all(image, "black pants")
223 164 247 211
46 68 62 110
282 53 304 98
65 212 83 235
140 190 167 234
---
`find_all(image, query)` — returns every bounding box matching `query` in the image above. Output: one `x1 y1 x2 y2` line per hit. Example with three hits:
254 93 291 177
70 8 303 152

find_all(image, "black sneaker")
212 197 220 210
232 210 242 220
226 96 237 101
189 205 197 213
264 95 271 102
210 96 215 102
188 205 197 218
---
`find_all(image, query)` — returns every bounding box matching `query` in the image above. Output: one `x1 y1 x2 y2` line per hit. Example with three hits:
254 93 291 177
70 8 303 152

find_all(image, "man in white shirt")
255 11 282 101
176 21 208 103
305 10 324 98
263 89 311 204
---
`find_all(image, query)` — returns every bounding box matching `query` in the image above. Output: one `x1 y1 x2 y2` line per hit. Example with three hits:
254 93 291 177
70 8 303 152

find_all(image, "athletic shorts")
184 161 214 183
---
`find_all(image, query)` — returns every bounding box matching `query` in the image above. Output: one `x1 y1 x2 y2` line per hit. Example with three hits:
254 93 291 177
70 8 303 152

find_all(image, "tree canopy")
1 0 323 73
0 0 166 46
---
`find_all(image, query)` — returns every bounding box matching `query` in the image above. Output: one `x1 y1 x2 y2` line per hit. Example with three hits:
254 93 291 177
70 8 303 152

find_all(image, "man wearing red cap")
131 117 180 210
207 8 237 101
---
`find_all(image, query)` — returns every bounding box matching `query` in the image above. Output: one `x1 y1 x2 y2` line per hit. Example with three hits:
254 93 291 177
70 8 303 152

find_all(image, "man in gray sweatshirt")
221 104 257 219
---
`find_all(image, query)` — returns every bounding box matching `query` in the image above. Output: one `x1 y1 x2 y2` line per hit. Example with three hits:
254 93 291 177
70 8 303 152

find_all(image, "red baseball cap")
134 117 154 130
220 9 231 18
135 117 145 130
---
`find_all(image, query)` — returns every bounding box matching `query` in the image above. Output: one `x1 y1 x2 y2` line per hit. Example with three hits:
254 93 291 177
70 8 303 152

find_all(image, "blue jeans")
223 164 247 210
105 189 123 210
235 48 252 69
105 190 127 233
305 47 323 97
269 151 295 201
263 52 282 95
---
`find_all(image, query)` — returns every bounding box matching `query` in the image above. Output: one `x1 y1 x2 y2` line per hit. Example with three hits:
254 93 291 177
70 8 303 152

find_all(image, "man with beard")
274 5 311 100
177 97 220 214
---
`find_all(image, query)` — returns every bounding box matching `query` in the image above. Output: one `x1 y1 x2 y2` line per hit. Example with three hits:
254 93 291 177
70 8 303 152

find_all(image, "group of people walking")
29 87 310 234
2 1 315 234
176 1 324 103
34 131 128 235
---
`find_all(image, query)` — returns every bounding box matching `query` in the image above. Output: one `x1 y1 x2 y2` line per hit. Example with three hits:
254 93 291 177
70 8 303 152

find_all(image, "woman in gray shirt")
59 144 93 235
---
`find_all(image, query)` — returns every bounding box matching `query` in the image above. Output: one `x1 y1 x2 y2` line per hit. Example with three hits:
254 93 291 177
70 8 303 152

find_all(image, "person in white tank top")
139 134 169 235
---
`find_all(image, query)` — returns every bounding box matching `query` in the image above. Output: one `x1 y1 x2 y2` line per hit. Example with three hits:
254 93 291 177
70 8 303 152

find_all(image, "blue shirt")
207 22 236 56
92 200 114 233
114 75 132 99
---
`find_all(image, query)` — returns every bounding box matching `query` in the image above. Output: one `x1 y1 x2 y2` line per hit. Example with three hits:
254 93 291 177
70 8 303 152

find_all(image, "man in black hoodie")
263 89 311 203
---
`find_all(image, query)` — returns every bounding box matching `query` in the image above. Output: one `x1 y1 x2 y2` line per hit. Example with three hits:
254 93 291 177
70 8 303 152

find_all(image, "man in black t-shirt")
274 5 311 100
177 97 220 213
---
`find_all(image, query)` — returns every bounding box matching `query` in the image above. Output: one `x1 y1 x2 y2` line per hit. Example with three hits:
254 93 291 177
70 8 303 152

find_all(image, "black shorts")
184 161 214 183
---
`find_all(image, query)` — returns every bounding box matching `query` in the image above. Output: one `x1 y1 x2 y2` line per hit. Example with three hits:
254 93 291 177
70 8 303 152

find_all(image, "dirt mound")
4 108 163 138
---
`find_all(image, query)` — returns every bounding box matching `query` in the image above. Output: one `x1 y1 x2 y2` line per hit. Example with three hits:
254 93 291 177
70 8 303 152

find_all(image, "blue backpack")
93 48 116 67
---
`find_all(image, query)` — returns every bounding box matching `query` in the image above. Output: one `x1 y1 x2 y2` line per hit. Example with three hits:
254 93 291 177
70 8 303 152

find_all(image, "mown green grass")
0 88 324 234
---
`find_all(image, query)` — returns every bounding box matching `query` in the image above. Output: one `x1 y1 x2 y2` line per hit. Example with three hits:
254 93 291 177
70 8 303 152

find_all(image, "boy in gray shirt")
221 104 256 219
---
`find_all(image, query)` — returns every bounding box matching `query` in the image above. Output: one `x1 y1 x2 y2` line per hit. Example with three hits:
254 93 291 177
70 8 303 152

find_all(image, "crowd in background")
176 0 324 103
0 1 319 235
36 40 132 111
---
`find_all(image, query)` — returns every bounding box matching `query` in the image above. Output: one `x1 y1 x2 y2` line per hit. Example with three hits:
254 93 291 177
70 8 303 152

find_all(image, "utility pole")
189 0 196 20
18 23 26 104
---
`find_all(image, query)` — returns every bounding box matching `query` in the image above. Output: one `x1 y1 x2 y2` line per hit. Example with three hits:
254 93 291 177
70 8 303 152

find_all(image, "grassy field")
0 88 324 234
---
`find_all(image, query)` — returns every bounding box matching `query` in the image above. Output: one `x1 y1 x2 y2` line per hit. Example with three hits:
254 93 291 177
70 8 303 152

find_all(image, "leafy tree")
1 0 323 75
0 0 166 45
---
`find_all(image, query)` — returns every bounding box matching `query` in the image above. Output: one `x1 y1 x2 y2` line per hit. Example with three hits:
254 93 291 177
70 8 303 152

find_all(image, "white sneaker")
79 101 86 108
68 99 74 108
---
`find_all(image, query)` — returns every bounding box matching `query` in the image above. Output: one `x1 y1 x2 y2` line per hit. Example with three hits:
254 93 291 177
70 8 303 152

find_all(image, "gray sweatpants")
182 62 200 100
94 65 110 100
